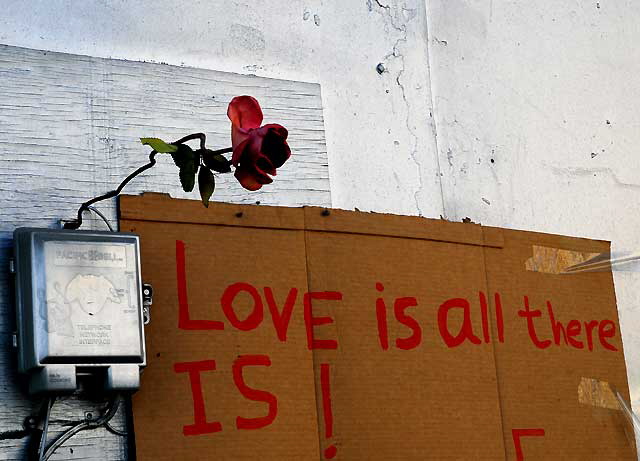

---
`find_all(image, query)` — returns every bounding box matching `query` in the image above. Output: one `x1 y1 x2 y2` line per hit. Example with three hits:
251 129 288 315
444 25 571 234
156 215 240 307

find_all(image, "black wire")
25 398 53 461
104 419 127 437
87 205 115 232
0 429 29 440
63 133 208 230
38 397 54 460
41 395 122 461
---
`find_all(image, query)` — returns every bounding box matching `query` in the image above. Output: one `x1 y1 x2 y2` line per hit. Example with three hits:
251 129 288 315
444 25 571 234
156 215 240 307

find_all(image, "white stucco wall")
2 0 640 457
1 0 441 217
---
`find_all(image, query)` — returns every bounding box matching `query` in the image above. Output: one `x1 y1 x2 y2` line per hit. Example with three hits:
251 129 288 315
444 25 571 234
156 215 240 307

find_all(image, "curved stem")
63 132 232 230
63 150 158 229
207 147 233 155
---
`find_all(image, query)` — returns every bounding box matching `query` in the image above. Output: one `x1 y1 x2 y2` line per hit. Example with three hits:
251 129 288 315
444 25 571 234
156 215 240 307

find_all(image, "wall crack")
372 1 424 216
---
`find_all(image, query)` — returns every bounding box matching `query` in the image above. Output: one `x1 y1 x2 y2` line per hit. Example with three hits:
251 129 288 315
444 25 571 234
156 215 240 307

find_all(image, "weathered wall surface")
0 45 329 459
1 0 640 458
424 0 640 438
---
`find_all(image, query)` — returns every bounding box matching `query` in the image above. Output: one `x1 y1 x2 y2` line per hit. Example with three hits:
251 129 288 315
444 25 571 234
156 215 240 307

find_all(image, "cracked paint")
372 0 425 216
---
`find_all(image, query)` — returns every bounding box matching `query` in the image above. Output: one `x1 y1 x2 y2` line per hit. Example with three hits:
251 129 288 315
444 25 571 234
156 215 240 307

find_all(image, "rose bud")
227 95 291 191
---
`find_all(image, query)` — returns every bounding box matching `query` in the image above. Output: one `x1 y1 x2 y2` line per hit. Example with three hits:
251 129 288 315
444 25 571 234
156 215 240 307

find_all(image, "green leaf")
140 137 178 153
201 149 232 173
198 167 215 207
171 144 195 169
177 146 199 193
179 163 198 192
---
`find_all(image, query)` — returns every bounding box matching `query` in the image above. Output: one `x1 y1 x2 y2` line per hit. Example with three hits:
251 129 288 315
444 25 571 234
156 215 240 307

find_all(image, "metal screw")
321 209 331 217
376 63 386 74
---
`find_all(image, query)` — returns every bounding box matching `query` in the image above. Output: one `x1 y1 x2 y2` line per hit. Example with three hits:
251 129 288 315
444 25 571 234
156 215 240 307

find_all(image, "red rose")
227 95 291 191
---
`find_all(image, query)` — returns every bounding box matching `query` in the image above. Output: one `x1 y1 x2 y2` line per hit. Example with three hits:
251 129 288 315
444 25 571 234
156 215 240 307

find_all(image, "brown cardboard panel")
122 217 320 460
120 194 634 460
303 230 506 459
482 228 635 460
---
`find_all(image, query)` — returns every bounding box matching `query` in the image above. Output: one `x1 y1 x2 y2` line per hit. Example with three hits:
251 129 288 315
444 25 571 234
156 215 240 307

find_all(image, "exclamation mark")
321 363 337 459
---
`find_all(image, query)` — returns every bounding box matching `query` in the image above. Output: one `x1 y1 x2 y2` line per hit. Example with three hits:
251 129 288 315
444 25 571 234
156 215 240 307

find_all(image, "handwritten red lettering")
495 293 505 343
478 292 491 343
585 320 598 351
176 240 224 331
599 320 618 351
512 428 545 461
320 363 337 459
233 355 278 430
438 298 482 348
221 282 263 331
173 360 222 436
547 301 567 345
304 291 342 350
375 283 389 350
518 297 551 349
394 297 421 350
264 287 298 342
566 319 584 349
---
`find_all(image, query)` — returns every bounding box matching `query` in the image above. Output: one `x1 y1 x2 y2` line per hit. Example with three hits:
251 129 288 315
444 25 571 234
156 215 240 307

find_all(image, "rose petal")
234 166 273 191
232 132 265 167
255 156 276 176
261 124 291 168
231 125 250 150
227 96 263 130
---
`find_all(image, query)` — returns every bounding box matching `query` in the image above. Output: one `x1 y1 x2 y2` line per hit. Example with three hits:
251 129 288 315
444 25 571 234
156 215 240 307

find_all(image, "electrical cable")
104 419 128 437
38 397 54 461
41 395 122 461
86 205 114 232
0 429 29 440
63 132 213 230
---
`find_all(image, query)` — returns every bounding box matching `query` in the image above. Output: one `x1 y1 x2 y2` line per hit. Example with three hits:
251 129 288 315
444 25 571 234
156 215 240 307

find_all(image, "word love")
176 241 619 352
178 241 504 350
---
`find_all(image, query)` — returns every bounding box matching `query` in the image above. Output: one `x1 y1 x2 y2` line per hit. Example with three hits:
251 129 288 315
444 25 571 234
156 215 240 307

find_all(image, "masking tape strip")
525 246 602 275
577 377 620 410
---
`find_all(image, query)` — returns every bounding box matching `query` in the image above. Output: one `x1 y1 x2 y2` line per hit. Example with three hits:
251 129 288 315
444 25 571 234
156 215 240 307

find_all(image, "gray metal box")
13 228 146 394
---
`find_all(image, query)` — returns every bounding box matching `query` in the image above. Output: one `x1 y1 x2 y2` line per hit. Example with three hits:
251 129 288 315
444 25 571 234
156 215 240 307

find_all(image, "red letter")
438 298 482 348
585 320 599 351
517 297 551 349
547 301 567 346
566 320 584 349
174 360 222 436
264 287 297 342
495 293 505 343
221 282 263 331
376 298 389 350
233 355 278 430
598 320 618 351
304 292 342 350
394 297 421 350
512 428 545 461
375 283 389 351
320 364 337 459
176 240 224 330
478 292 491 343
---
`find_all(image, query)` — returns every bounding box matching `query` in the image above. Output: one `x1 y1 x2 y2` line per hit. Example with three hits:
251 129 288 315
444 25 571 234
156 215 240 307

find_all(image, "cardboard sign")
120 193 636 460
